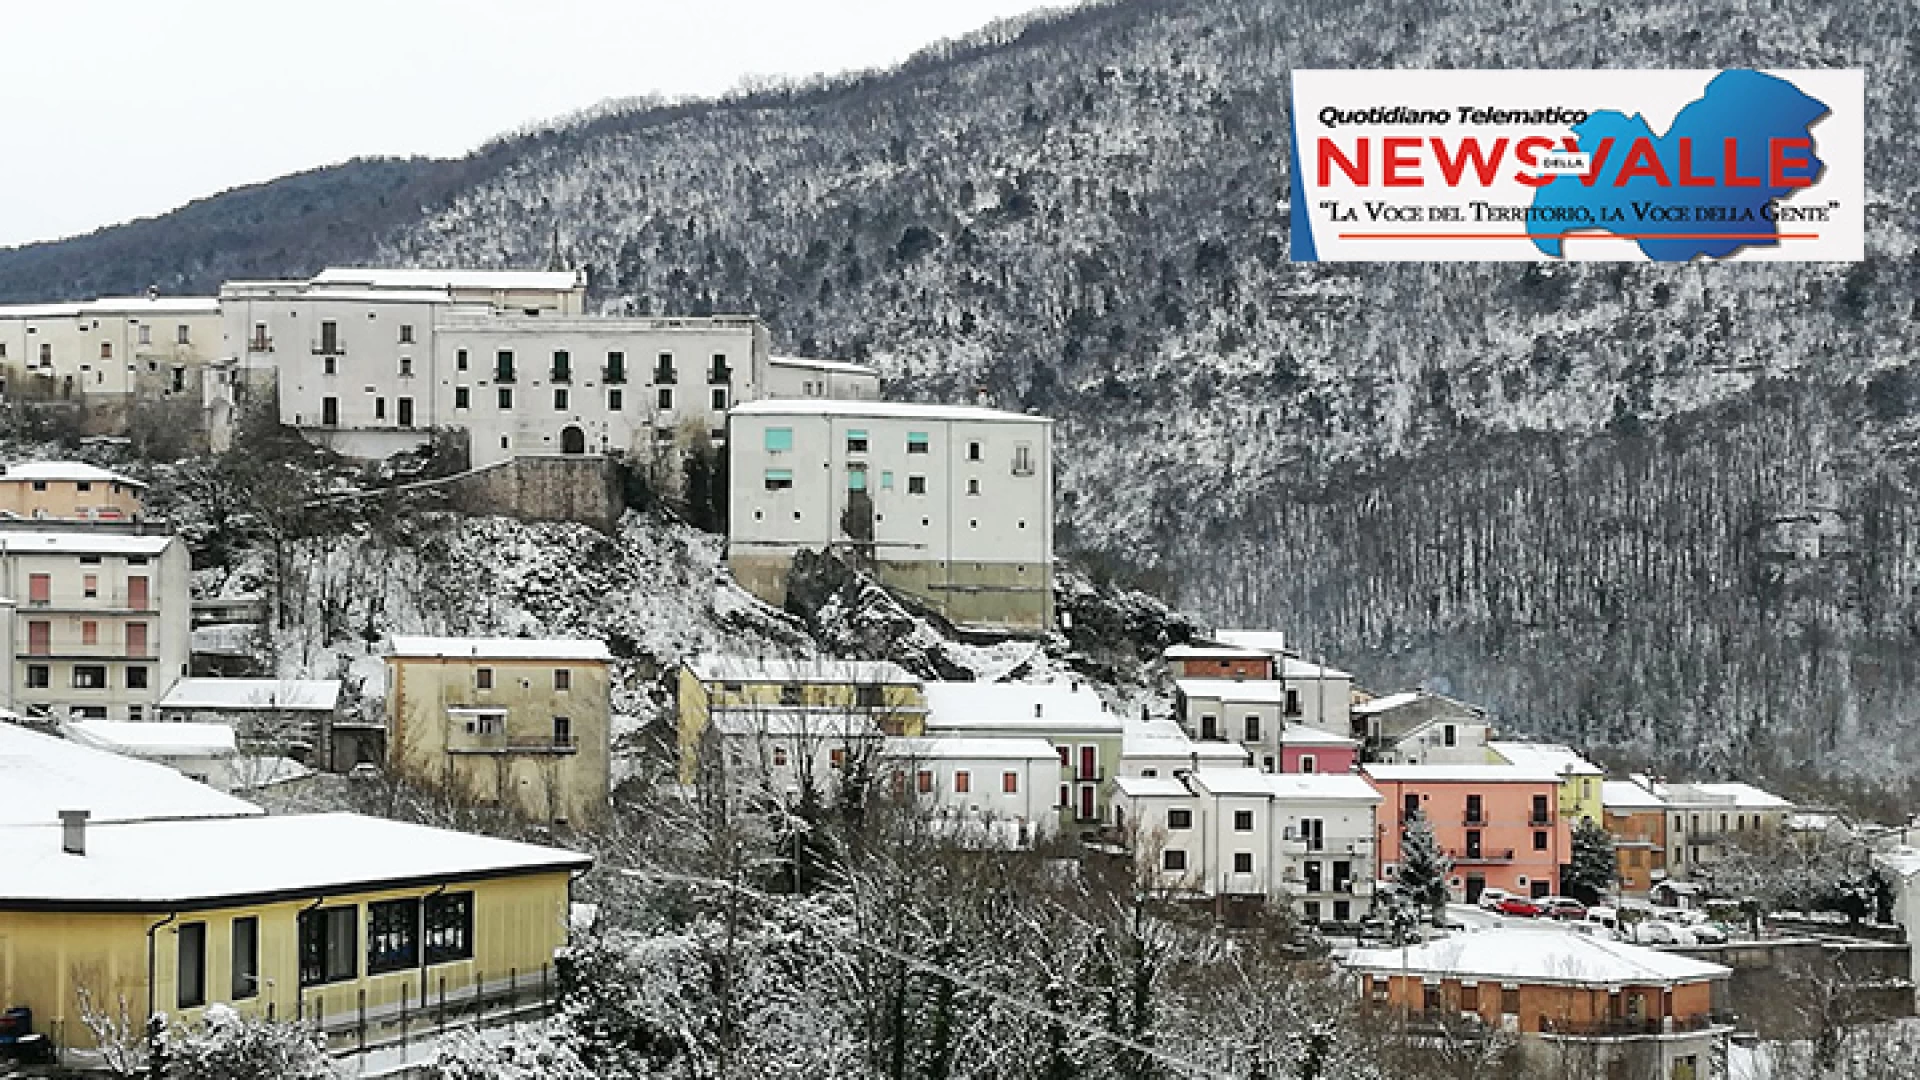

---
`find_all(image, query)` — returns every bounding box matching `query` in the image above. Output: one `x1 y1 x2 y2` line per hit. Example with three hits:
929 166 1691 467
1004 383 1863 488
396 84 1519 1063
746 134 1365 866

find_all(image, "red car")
1497 896 1545 918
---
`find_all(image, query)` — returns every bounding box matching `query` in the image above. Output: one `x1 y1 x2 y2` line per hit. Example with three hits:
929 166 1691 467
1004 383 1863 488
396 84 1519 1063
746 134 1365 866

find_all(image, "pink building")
1279 725 1359 775
1363 764 1570 903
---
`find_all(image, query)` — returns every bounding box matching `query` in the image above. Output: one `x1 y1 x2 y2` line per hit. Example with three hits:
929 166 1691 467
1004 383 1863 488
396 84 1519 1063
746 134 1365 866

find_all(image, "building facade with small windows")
1604 779 1671 896
764 355 882 401
920 681 1122 830
0 462 146 522
1348 931 1732 1079
728 399 1055 632
674 654 927 785
1174 678 1356 773
385 637 612 825
1111 768 1380 924
0 810 587 1058
0 529 191 724
1612 774 1794 885
1489 741 1606 825
0 296 222 436
1356 690 1496 764
882 736 1062 848
1364 763 1572 903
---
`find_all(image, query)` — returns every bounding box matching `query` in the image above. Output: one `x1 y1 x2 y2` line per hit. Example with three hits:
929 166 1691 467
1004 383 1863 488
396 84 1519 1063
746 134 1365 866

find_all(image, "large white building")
1111 767 1381 923
920 681 1121 826
727 400 1054 632
218 268 857 468
0 295 223 436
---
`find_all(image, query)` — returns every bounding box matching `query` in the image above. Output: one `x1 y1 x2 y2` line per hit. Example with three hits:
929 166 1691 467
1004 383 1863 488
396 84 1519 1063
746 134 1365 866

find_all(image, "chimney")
60 809 90 855
1033 702 1043 718
146 284 158 301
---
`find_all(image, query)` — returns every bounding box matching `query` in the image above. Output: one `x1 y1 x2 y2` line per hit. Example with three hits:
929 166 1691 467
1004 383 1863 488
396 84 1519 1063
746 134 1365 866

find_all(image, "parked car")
1497 896 1546 918
1688 922 1730 944
1540 897 1588 921
1477 888 1512 912
1630 920 1695 946
1586 905 1619 930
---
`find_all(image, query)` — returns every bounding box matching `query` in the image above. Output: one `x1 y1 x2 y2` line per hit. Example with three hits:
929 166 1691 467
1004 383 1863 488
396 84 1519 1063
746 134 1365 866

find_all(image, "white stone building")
882 736 1062 848
728 399 1054 631
1356 690 1496 764
765 356 883 401
0 296 222 423
920 681 1120 826
1111 767 1381 923
1119 713 1252 778
0 529 191 723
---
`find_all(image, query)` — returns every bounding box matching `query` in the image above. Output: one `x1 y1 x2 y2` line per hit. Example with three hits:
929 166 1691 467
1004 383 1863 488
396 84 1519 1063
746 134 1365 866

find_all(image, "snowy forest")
3 0 1919 789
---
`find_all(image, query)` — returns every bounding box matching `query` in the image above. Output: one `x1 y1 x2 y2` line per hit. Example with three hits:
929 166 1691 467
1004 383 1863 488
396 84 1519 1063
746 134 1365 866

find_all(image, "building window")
764 427 794 453
128 667 149 689
847 465 868 492
551 350 571 383
554 388 570 411
711 387 727 411
323 356 337 376
955 770 971 793
780 684 803 706
654 352 676 384
177 922 207 1009
917 770 934 794
881 471 894 490
374 397 386 421
968 441 982 461
609 389 623 411
26 575 49 606
477 668 494 690
137 326 150 346
455 387 470 410
1532 795 1551 825
658 387 674 410
1300 754 1317 773
1244 715 1260 742
1167 808 1193 830
73 666 107 689
495 351 516 382
424 892 474 964
101 342 113 360
367 898 421 975
83 575 98 599
966 478 980 496
847 430 869 453
1533 830 1548 850
176 324 190 345
81 620 98 645
907 431 929 454
1163 850 1187 871
498 387 513 409
554 668 571 691
830 749 846 770
1012 443 1034 475
322 397 339 426
765 469 794 491
1233 852 1254 874
298 905 359 987
456 348 468 371
605 351 626 383
26 665 48 688
907 475 927 495
1234 809 1254 832
772 746 788 767
1002 771 1019 794
1501 986 1520 1015
231 917 259 1000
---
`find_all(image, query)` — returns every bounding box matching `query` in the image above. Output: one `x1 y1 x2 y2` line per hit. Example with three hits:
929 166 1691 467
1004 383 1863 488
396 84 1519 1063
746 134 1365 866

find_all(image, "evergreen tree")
1563 817 1618 905
1397 813 1453 921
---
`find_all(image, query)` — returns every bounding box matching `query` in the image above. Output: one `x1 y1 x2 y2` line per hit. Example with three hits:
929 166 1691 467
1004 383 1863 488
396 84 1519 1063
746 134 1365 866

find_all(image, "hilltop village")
1 271 1916 1079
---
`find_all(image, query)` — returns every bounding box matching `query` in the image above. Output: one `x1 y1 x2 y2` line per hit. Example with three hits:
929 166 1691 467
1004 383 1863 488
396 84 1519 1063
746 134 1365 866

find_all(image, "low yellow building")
675 655 926 783
1489 741 1606 825
0 810 589 1056
387 637 613 826
0 462 146 522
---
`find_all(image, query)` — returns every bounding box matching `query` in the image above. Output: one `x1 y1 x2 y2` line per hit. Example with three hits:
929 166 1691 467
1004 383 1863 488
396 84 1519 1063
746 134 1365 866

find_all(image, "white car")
1631 920 1695 946
1477 888 1512 912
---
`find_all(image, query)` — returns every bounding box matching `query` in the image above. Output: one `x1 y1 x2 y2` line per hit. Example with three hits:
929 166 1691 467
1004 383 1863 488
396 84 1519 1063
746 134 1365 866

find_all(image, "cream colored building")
0 528 191 723
385 637 612 826
0 296 221 422
675 654 926 784
0 461 146 522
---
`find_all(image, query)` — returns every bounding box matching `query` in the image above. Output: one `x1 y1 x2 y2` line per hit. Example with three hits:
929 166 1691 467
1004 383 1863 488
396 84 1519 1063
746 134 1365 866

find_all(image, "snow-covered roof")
0 531 174 556
1113 776 1192 799
1212 630 1289 654
1190 768 1379 801
1352 691 1423 715
389 636 611 662
0 722 260 825
0 461 145 487
1684 783 1793 810
1281 657 1353 680
1123 735 1250 764
1874 846 1920 881
1347 928 1731 987
1163 643 1272 660
1281 724 1358 748
710 708 884 739
922 681 1121 734
1603 780 1667 810
0 812 590 909
1175 678 1288 704
1362 763 1563 785
0 297 218 319
769 355 880 376
687 654 918 685
1490 741 1603 777
160 678 341 712
62 720 235 758
732 399 1052 425
883 737 1061 761
313 267 582 292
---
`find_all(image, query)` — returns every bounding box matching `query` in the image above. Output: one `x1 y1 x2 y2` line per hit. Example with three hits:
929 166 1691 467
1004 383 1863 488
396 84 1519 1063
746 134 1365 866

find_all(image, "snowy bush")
162 1004 334 1080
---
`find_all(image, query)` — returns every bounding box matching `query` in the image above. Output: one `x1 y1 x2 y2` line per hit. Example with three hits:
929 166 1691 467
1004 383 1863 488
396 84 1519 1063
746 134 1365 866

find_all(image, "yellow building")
387 637 613 826
1489 741 1606 825
0 462 146 522
675 655 926 783
0 810 588 1056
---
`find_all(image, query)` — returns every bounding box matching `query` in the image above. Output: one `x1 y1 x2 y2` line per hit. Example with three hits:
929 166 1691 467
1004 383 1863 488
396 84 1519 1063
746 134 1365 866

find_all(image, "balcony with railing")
248 334 274 353
1447 847 1517 864
654 361 677 385
708 358 733 384
449 732 578 756
1537 1012 1734 1039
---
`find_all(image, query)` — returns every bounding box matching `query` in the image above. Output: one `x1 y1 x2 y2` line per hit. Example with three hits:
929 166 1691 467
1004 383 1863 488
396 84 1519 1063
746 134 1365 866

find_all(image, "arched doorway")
560 425 586 454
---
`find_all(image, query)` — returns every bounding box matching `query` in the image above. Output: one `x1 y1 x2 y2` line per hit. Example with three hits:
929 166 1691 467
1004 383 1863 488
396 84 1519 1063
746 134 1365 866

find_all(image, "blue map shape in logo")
1530 70 1829 261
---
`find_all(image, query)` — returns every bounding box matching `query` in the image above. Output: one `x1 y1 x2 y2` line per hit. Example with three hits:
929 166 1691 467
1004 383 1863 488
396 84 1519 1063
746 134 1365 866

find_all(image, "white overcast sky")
0 0 1059 249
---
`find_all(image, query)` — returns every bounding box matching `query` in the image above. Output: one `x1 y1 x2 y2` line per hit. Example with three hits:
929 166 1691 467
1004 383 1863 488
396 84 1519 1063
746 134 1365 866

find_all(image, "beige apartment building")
0 529 191 722
386 637 612 826
0 462 146 522
0 295 222 435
